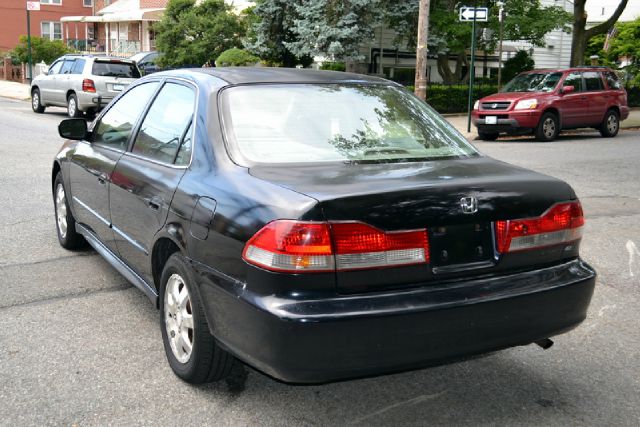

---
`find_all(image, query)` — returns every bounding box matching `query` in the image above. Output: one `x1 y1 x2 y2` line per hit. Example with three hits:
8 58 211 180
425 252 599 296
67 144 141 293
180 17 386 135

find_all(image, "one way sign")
459 6 489 22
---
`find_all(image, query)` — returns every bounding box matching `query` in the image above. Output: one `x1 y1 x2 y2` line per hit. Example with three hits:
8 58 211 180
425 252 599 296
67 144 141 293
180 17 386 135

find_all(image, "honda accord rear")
53 68 595 385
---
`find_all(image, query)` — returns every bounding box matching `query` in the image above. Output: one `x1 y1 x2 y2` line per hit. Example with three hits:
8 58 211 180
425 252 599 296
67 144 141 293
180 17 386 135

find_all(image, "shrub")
502 50 535 83
319 62 346 72
216 48 259 66
11 36 73 64
422 84 499 114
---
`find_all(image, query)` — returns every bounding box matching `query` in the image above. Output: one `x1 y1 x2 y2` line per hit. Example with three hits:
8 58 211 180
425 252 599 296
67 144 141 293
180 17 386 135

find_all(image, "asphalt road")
1 97 639 426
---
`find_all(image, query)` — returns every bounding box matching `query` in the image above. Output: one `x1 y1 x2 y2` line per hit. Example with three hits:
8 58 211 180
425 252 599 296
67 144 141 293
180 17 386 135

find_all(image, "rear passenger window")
583 72 603 91
93 82 160 150
604 71 622 90
132 83 195 164
563 72 583 92
60 60 75 75
71 59 85 74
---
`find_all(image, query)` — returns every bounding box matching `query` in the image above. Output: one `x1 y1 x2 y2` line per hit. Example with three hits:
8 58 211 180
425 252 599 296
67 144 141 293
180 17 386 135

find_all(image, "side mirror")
58 118 88 140
561 85 575 94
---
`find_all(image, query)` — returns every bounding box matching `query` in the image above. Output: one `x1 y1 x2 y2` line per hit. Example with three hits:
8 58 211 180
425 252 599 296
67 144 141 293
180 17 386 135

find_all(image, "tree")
584 18 640 84
11 36 72 64
502 50 535 82
155 0 245 68
570 0 628 67
284 0 381 63
386 0 571 84
244 0 312 67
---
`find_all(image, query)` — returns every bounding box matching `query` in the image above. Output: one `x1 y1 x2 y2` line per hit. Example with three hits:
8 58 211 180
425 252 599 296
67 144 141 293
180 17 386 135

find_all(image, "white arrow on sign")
459 6 488 22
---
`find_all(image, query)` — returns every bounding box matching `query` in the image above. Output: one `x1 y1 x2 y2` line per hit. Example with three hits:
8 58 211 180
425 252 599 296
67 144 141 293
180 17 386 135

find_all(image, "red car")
472 67 629 142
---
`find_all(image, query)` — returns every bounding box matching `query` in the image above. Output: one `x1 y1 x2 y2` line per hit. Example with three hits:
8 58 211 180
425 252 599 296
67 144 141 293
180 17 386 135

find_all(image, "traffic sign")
26 1 40 11
459 6 488 22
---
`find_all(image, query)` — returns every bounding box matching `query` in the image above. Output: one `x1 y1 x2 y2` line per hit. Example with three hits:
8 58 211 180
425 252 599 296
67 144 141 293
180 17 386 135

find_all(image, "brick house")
0 0 93 52
61 0 168 56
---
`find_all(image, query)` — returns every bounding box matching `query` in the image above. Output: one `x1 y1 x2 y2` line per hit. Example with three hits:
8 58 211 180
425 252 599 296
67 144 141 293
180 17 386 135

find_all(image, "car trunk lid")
249 156 576 291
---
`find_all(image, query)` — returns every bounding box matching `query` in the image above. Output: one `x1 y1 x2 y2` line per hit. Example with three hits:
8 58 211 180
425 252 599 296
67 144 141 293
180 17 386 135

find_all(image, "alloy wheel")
68 97 76 117
607 114 618 134
543 117 556 139
164 273 194 364
55 183 67 239
32 92 39 110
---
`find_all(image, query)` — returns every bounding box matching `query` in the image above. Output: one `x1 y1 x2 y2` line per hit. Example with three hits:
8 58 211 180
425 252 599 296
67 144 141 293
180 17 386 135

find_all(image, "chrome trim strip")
76 223 158 303
72 196 110 226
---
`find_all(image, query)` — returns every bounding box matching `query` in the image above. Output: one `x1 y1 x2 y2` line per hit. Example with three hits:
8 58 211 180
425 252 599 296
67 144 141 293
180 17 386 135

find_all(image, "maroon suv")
472 67 629 141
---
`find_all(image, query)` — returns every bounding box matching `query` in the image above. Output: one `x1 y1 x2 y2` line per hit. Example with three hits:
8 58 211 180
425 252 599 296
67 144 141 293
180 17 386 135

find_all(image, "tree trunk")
570 0 629 66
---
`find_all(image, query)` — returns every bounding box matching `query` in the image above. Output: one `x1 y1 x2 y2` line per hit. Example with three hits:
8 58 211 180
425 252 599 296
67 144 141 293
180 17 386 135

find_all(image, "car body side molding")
76 223 158 303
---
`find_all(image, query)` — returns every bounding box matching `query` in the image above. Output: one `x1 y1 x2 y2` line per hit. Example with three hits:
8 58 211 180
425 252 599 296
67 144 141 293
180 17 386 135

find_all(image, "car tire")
31 88 45 113
535 112 559 142
53 172 87 250
160 253 236 384
599 109 619 138
67 93 82 118
478 131 499 141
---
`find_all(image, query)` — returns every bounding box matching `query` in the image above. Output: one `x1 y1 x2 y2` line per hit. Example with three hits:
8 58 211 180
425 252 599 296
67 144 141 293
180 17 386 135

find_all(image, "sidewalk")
445 109 640 138
0 80 30 101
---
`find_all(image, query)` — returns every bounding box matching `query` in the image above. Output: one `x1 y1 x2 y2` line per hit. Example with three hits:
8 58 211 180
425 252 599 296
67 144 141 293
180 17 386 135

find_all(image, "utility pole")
497 1 505 90
25 1 40 83
414 0 430 101
466 10 477 132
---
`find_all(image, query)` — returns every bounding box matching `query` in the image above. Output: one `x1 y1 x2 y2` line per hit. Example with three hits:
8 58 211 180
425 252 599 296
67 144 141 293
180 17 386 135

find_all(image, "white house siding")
501 0 573 69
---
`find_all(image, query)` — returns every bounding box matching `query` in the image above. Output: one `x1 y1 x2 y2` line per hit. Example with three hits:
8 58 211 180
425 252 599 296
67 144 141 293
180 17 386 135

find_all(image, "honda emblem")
460 196 478 214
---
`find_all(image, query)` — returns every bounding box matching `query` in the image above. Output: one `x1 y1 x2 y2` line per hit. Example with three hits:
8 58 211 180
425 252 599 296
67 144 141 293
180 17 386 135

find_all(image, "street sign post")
25 2 40 83
460 6 489 132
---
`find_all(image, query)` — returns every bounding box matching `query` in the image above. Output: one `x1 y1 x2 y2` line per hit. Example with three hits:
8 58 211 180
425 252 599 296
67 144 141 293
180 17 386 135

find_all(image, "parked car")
472 67 629 141
129 51 162 75
31 54 141 118
52 68 596 384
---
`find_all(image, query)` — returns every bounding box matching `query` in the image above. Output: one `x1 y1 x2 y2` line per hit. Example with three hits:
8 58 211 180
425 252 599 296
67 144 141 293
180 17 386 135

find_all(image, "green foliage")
244 0 312 67
155 0 246 68
11 36 72 65
216 48 259 66
585 18 640 80
502 50 535 83
285 0 380 61
319 62 346 71
423 84 499 114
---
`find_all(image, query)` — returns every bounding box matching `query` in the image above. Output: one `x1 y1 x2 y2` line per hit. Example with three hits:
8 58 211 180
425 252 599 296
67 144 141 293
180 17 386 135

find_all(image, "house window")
40 0 62 4
83 0 93 6
41 22 62 40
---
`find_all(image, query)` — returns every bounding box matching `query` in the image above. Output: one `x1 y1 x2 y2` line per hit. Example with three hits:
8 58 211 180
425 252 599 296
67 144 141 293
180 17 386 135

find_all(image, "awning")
61 8 163 23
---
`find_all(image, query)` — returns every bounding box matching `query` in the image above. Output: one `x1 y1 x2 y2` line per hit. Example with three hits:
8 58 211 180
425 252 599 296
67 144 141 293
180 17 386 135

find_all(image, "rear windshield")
91 61 140 78
221 84 478 164
501 72 563 93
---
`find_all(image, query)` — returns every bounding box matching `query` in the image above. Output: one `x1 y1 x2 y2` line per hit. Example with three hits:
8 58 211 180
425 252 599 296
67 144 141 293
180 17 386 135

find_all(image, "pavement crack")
0 283 133 311
0 252 97 269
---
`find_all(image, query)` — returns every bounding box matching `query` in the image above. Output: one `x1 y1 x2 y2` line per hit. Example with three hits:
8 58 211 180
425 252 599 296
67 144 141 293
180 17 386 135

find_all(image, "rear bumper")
194 259 596 383
76 91 114 111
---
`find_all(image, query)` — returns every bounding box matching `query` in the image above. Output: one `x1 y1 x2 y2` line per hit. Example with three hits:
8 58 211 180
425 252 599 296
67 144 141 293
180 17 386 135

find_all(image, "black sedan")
52 68 596 384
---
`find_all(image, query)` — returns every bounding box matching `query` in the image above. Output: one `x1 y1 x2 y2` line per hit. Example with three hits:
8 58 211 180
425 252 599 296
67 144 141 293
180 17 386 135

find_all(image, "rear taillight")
495 201 584 253
82 79 96 93
242 220 429 273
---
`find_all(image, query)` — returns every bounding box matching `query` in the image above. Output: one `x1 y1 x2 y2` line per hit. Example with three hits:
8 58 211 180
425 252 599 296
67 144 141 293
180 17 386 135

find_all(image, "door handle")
580 96 588 100
147 196 163 211
97 173 108 185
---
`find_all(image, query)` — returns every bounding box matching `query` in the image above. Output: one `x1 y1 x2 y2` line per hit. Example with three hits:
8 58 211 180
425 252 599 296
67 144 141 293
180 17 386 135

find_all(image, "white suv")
31 54 141 118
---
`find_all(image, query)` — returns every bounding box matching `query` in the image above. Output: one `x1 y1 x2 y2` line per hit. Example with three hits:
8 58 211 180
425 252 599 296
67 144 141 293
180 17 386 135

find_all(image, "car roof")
162 67 393 85
522 67 613 74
